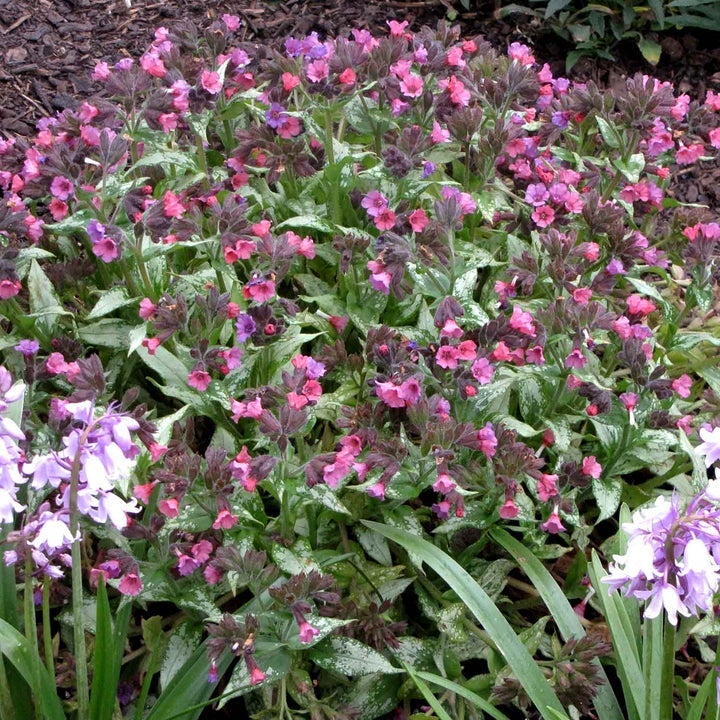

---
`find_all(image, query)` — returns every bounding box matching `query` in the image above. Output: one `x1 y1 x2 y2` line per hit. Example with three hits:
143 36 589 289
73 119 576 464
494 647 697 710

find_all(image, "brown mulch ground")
1 0 719 202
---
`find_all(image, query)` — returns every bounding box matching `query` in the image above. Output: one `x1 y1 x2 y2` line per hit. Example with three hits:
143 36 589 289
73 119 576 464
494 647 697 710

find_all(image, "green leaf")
637 37 662 64
78 320 136 348
544 0 573 17
404 664 454 720
612 153 646 184
588 553 644 720
363 521 568 720
356 526 393 566
415 671 511 720
592 475 623 522
160 622 203 692
595 117 620 149
491 529 624 720
309 636 402 676
27 259 71 335
275 215 334 234
90 579 131 720
144 642 233 720
337 671 403 720
0 619 66 720
135 344 189 389
86 287 135 319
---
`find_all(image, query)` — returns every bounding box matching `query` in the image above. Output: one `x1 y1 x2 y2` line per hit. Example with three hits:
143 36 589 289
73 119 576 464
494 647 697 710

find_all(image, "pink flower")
676 143 705 165
163 191 185 219
133 482 156 503
397 377 422 406
537 474 559 502
408 208 429 233
672 374 693 399
140 53 166 78
282 72 301 91
118 573 143 596
526 345 545 365
509 305 536 336
400 73 424 98
572 287 592 304
445 46 466 67
158 113 178 133
373 208 396 231
709 127 720 149
213 509 238 529
367 482 386 500
222 13 241 31
440 318 463 338
436 345 459 369
0 279 21 299
338 68 356 85
508 42 535 65
200 70 222 94
242 278 275 302
46 352 69 375
230 398 264 421
433 473 456 494
439 75 471 106
306 59 329 83
541 507 565 534
375 381 405 408
531 204 555 228
582 456 602 479
471 357 494 384
477 423 497 458
361 190 388 217
499 498 519 519
50 176 74 201
387 19 409 36
92 61 110 81
565 348 587 369
139 298 156 320
430 121 450 143
92 236 119 263
188 369 212 392
626 294 656 317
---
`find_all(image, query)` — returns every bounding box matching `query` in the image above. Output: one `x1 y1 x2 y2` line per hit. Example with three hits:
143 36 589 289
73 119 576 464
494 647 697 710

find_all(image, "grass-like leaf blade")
363 520 569 720
0 618 66 720
491 528 624 720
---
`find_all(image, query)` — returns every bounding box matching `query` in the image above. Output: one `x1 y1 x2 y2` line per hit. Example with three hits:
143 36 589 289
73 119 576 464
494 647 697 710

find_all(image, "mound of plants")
1 14 720 720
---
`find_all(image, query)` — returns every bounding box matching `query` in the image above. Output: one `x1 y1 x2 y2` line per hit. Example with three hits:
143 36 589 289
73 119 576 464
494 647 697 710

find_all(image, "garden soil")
1 0 719 207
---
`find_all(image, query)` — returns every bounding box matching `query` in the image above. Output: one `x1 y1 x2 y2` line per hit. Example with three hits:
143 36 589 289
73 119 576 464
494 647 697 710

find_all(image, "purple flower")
235 313 257 342
602 491 720 625
265 103 286 129
697 424 720 467
14 339 39 356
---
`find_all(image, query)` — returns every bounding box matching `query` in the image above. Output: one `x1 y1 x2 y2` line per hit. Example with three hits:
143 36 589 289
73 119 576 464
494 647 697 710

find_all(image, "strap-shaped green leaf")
0 618 66 720
363 521 568 720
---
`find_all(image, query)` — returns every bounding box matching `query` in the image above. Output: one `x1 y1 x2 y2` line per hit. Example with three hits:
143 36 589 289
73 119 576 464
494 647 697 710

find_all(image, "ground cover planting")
1 14 720 720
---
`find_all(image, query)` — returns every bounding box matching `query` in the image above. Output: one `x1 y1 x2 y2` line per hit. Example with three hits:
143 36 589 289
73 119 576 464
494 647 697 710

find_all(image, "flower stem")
42 576 54 680
23 558 40 720
69 435 90 720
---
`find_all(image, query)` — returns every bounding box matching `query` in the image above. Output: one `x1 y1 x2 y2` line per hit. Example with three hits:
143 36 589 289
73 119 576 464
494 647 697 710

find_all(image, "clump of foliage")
485 0 720 69
0 13 719 720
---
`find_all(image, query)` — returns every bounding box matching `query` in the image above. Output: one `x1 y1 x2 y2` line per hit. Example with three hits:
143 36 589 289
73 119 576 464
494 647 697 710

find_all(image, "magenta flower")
471 357 494 384
188 369 212 392
509 305 536 336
